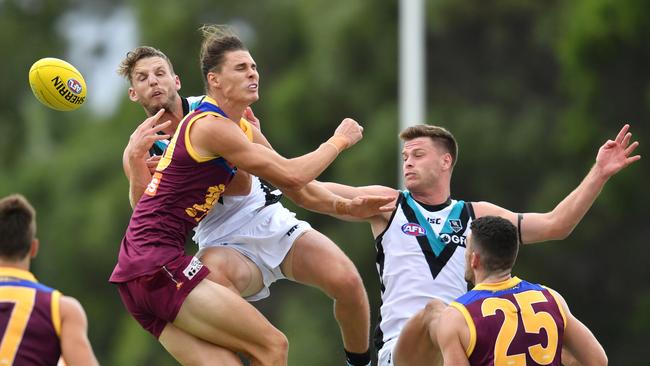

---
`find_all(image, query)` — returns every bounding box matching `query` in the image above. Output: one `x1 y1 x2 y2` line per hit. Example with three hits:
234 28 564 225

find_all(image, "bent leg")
159 323 244 366
392 299 445 366
199 246 265 297
174 279 288 366
281 230 370 353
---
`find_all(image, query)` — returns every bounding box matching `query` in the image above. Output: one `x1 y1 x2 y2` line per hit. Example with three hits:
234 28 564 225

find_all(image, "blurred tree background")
1 0 648 364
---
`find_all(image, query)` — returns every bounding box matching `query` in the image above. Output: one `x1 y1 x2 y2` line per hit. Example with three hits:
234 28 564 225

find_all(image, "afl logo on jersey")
67 78 83 94
402 223 426 236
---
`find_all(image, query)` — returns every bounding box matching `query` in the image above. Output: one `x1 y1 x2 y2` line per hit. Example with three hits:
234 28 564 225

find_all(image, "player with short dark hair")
319 123 639 365
0 194 98 366
437 216 607 366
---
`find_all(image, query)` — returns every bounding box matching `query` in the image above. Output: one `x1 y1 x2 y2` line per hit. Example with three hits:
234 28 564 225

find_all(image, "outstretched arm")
550 290 608 366
59 296 99 366
313 182 399 236
239 115 397 223
474 124 641 244
283 181 395 220
191 115 363 191
123 109 171 208
320 182 398 201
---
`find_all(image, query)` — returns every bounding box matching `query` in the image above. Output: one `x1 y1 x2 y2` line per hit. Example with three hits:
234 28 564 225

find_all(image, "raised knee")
331 267 366 300
201 248 253 292
200 249 230 271
341 268 364 292
262 330 289 364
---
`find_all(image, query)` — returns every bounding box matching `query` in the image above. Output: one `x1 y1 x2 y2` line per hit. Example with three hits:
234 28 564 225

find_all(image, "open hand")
347 195 396 218
595 124 641 178
126 109 172 160
244 107 261 130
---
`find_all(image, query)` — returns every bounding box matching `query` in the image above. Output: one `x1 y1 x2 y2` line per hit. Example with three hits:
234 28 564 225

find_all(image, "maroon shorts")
116 255 210 338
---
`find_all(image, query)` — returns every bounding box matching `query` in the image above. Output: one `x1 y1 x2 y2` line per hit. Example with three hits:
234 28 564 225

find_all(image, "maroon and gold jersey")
450 277 566 366
110 97 254 283
0 267 62 366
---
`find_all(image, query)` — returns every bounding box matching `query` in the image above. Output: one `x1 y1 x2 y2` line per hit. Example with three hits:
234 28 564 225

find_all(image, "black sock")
345 349 371 366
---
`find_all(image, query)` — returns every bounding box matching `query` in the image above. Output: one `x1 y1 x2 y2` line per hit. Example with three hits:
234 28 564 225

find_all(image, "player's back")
0 268 61 366
450 277 566 366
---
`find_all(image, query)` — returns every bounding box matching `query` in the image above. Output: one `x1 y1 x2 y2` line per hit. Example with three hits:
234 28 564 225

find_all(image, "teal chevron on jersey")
404 192 466 256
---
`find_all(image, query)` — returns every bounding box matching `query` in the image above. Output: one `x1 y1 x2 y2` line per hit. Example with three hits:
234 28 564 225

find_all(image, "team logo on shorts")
449 219 463 233
183 257 204 280
402 223 426 236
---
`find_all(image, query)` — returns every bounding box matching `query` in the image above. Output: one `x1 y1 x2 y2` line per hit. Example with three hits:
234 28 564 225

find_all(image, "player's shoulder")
59 294 88 322
541 284 567 306
438 303 468 336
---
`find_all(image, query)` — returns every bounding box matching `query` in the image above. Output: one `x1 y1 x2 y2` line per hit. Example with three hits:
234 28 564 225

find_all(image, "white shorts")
196 203 312 301
377 337 397 366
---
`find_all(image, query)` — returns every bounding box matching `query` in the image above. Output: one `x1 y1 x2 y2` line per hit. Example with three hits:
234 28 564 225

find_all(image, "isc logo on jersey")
402 223 426 236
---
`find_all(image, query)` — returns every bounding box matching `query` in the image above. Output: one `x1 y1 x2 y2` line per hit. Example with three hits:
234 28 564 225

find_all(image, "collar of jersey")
473 276 521 292
403 191 463 256
0 267 37 282
197 97 256 131
404 191 452 212
202 96 223 111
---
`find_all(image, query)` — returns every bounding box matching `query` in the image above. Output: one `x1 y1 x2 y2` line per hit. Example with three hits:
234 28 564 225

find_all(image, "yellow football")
28 58 86 111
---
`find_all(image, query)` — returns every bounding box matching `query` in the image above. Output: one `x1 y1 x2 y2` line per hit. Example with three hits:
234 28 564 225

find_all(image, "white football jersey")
193 176 282 247
374 191 475 352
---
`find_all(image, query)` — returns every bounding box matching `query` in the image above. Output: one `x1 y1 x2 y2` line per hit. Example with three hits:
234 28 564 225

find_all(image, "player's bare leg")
281 230 370 359
392 299 444 366
200 246 265 297
172 279 288 366
160 323 244 366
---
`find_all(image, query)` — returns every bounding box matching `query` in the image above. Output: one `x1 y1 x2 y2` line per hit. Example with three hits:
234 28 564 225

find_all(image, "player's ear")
470 251 479 270
30 238 39 259
442 153 453 171
128 87 139 102
174 75 181 91
207 72 220 89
